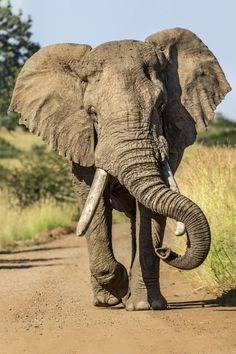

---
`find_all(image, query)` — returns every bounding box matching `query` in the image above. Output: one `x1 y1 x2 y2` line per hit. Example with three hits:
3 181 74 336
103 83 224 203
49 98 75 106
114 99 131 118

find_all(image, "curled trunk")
113 143 210 270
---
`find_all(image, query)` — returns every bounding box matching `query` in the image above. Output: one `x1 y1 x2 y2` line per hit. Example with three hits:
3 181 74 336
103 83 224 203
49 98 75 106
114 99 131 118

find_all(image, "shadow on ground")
168 299 218 309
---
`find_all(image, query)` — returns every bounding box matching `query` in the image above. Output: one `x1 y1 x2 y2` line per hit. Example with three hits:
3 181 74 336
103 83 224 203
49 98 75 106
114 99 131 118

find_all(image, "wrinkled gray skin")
9 28 231 310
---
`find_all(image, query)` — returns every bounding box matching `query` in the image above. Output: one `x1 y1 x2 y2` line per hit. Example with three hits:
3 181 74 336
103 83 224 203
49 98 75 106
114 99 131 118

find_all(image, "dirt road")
0 223 235 354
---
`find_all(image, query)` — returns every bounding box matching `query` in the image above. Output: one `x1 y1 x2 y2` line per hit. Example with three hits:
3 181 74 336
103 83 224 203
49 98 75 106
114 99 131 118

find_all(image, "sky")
9 0 236 121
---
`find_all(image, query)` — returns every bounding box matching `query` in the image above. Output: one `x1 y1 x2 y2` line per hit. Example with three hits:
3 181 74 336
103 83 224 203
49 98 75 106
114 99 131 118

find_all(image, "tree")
0 0 39 119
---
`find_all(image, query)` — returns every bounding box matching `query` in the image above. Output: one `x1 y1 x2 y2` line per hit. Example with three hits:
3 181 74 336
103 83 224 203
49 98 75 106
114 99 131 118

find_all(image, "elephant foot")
91 262 129 307
92 279 122 307
124 276 167 311
125 293 167 311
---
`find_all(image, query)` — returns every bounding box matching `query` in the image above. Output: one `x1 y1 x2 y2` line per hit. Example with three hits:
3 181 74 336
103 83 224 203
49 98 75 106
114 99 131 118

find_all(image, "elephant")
9 28 231 311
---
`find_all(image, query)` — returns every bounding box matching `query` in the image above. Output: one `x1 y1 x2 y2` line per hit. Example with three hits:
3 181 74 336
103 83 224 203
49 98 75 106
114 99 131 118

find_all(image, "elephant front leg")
125 202 167 311
72 164 128 307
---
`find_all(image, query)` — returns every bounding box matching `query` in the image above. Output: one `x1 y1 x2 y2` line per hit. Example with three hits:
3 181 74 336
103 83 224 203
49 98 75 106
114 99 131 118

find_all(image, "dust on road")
0 223 235 354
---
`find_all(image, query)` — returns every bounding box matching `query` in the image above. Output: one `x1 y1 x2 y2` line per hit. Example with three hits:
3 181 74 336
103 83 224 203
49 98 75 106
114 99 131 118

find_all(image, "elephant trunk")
113 142 210 270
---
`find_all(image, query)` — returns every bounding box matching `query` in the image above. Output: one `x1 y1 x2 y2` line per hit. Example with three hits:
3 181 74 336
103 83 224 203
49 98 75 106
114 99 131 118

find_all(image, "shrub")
6 145 75 208
0 136 20 158
0 113 23 131
0 164 9 184
197 114 236 146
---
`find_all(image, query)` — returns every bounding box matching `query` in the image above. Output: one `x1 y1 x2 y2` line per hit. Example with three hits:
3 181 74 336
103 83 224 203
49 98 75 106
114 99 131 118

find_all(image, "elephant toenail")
136 301 150 310
126 303 135 311
107 297 120 305
151 300 167 310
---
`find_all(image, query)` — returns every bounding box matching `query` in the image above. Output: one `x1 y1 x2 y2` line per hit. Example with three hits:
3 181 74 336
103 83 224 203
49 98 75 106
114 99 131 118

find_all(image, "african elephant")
9 28 231 311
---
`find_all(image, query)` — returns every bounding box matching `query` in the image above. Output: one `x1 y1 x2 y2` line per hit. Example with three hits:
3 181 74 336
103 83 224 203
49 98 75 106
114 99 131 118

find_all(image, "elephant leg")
125 201 167 311
71 163 128 307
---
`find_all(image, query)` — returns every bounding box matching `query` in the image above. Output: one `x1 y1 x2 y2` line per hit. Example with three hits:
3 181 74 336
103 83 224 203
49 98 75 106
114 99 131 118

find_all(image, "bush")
0 113 23 131
212 113 236 128
0 136 20 158
0 164 9 184
197 113 236 146
6 145 75 208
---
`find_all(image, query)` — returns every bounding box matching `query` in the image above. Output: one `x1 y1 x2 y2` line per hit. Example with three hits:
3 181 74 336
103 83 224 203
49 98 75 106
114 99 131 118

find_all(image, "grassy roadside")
174 144 236 297
0 194 77 249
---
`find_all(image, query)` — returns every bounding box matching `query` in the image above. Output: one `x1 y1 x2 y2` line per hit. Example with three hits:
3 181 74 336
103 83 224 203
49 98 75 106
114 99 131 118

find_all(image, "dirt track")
0 223 235 354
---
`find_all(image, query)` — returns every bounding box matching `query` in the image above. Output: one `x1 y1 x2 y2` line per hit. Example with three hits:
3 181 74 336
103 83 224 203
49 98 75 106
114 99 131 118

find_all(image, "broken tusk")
161 162 186 236
76 168 109 236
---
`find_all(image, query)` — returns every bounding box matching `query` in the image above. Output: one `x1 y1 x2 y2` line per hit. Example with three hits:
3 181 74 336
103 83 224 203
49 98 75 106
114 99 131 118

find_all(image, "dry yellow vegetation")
175 144 236 294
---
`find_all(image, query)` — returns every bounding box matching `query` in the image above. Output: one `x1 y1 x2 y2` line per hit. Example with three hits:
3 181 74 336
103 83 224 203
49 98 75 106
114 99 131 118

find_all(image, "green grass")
0 194 76 248
175 144 236 295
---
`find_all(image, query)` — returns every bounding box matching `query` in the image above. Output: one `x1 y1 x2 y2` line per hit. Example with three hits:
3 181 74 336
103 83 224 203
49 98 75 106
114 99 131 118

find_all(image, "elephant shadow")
168 297 236 309
167 299 218 309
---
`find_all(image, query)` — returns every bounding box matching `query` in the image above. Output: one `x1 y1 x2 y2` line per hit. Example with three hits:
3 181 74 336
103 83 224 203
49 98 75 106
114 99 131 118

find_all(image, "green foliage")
197 113 236 146
0 163 9 183
0 136 20 157
0 112 22 130
6 145 75 208
0 0 40 118
212 113 236 128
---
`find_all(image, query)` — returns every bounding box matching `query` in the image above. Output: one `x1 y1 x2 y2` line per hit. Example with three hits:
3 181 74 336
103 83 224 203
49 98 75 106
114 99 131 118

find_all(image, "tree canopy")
0 0 40 117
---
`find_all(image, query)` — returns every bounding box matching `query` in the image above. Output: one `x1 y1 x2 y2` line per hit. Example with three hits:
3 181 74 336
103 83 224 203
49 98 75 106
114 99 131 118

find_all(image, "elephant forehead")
94 40 155 59
81 40 162 75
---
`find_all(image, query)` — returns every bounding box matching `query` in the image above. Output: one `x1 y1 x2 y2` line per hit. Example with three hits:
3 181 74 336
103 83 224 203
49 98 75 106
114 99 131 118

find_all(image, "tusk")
76 168 109 236
161 162 186 236
175 221 186 236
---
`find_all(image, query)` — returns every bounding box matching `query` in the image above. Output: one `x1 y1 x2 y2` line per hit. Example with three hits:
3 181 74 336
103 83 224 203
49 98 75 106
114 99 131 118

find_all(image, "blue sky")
10 0 235 121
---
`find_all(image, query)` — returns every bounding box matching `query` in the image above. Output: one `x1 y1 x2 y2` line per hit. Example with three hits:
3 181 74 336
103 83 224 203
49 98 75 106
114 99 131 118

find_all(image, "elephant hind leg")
71 163 128 307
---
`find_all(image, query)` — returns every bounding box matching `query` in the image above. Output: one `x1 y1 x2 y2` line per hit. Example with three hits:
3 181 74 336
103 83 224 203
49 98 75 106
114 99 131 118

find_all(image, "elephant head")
9 28 231 270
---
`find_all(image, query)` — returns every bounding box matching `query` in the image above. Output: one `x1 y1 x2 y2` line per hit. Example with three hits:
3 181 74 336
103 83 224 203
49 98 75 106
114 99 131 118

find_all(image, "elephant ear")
9 43 95 166
146 28 231 151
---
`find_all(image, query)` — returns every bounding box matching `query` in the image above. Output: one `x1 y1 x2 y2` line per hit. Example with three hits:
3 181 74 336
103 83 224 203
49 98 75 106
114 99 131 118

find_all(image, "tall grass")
0 194 76 248
175 144 236 294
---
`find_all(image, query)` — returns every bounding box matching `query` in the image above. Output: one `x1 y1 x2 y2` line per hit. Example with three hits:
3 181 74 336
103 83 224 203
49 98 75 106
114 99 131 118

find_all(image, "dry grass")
174 144 236 295
0 127 43 152
0 193 76 248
